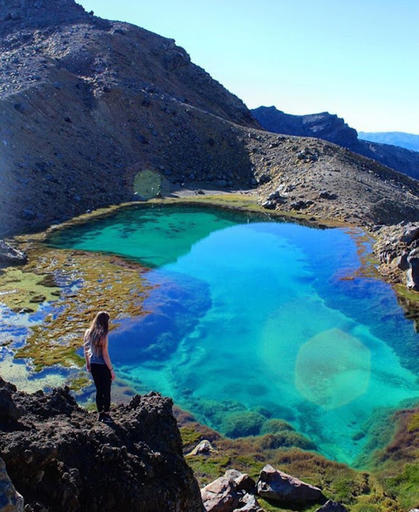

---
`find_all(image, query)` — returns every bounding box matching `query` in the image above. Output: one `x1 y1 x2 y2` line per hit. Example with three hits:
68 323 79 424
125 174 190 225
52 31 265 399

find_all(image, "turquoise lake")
46 205 418 464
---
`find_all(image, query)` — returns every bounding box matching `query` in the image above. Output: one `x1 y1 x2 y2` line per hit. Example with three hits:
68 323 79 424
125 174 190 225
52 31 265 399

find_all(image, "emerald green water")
48 205 418 464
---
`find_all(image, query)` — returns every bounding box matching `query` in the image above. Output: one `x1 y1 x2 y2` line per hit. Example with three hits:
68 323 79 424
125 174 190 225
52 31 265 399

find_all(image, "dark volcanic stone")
0 377 204 512
0 457 24 511
0 240 27 267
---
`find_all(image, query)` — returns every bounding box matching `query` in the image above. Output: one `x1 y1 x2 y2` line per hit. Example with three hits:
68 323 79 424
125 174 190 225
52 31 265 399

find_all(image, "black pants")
91 364 111 413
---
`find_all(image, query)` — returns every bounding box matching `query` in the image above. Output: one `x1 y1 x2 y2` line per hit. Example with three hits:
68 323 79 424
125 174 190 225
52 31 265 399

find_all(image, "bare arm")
83 331 90 372
102 335 115 380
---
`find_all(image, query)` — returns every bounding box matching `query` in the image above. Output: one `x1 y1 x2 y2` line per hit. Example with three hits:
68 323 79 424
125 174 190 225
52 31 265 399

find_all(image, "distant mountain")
252 106 419 180
359 131 419 152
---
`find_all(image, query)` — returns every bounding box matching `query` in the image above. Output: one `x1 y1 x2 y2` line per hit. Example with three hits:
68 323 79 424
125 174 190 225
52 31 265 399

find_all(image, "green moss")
187 455 231 486
180 426 203 449
407 413 419 433
382 463 419 510
260 419 295 434
221 411 265 437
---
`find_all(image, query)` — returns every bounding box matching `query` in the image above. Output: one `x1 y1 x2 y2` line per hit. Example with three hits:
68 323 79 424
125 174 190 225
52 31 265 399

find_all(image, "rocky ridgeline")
0 0 418 237
252 106 419 180
0 377 204 511
251 133 419 226
0 0 92 35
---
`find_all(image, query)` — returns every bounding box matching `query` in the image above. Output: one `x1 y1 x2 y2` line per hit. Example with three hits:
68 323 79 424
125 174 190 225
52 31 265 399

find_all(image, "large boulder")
257 464 326 507
201 470 259 512
0 457 24 512
0 377 204 512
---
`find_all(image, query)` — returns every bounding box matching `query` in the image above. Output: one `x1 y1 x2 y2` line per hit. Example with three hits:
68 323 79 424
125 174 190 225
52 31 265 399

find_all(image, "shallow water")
42 205 419 462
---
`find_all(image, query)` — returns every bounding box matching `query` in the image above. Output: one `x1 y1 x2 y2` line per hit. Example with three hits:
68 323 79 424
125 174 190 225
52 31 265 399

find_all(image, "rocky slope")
0 0 418 238
248 133 419 226
252 106 419 179
0 377 204 511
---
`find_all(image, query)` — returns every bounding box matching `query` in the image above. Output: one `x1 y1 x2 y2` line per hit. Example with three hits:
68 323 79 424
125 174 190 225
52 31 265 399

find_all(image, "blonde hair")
85 311 109 355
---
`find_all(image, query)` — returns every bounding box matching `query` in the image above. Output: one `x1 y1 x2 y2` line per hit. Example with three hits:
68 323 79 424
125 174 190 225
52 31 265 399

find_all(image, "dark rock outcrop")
251 107 358 148
0 240 27 267
0 457 24 512
0 377 204 512
252 106 419 179
257 464 326 507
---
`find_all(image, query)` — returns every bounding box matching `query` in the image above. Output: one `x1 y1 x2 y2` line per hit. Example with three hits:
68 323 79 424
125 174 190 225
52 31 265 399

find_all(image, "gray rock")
257 464 326 507
267 190 286 202
261 200 276 210
0 240 27 267
401 226 419 244
290 200 313 210
407 248 419 290
224 470 255 494
201 470 257 512
233 493 262 512
201 474 241 512
188 439 215 456
315 500 348 512
319 190 338 200
0 457 24 512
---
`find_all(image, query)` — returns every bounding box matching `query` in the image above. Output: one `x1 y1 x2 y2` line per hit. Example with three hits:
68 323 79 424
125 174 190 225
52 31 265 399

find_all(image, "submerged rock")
0 457 24 512
0 378 204 512
257 464 326 507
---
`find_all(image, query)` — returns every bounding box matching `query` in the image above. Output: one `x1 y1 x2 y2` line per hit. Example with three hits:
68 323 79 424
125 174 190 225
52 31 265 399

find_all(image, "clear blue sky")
78 0 418 133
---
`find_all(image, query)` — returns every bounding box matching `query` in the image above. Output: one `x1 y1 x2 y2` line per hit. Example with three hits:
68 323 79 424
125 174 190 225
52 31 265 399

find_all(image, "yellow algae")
0 268 60 312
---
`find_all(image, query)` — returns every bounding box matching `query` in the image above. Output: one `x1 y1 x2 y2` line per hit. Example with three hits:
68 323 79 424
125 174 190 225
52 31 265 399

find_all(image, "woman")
84 311 115 421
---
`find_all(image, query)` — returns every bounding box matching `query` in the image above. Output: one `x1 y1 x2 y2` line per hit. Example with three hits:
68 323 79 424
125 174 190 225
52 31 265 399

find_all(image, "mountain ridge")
252 106 419 179
359 131 419 152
